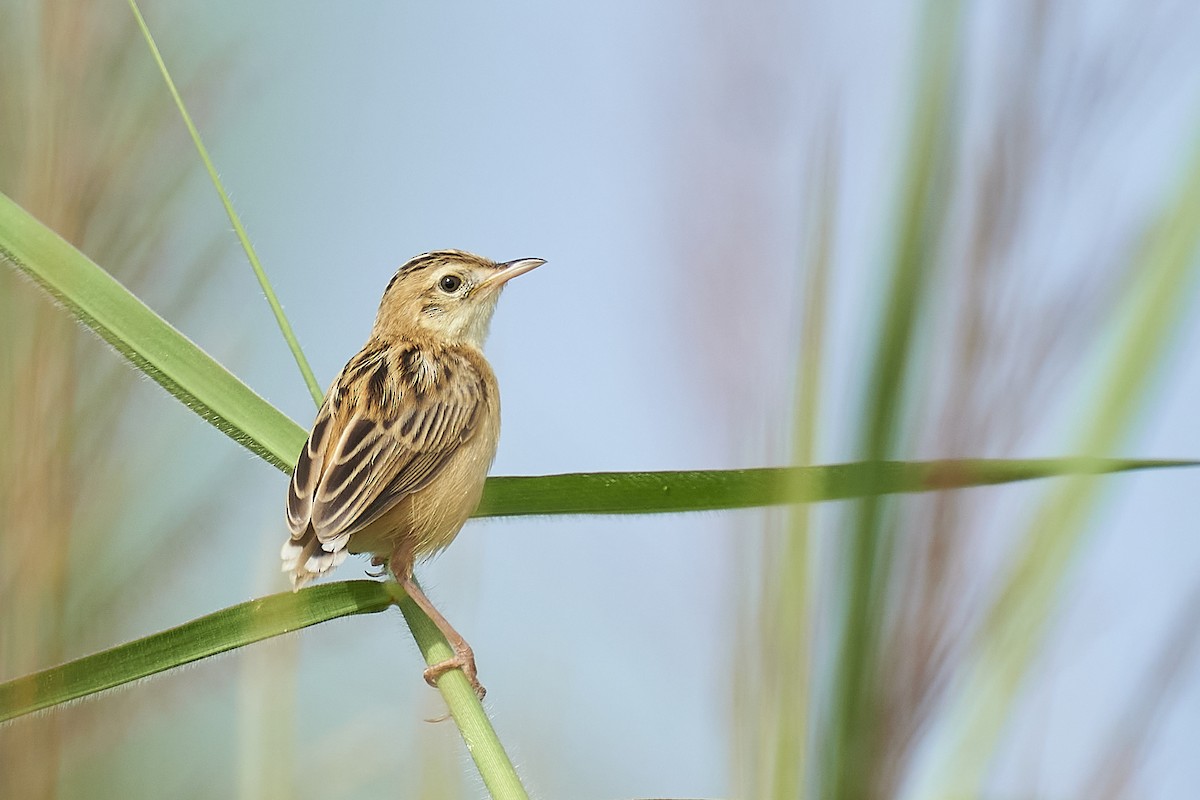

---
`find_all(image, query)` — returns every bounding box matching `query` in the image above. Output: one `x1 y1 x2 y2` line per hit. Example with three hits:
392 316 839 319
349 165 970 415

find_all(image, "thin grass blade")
126 0 324 407
476 458 1195 518
2 456 1190 723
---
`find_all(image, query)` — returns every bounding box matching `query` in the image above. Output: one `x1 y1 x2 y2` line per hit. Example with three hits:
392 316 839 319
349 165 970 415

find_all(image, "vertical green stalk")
390 583 531 800
774 170 832 798
753 122 838 800
823 2 962 797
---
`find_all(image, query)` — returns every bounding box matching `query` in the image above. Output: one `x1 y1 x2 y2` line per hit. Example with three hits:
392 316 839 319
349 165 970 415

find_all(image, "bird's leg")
402 576 485 699
365 555 387 578
391 554 485 700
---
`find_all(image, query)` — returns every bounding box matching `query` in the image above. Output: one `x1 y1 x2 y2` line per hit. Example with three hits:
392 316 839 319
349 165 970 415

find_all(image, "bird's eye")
439 274 463 293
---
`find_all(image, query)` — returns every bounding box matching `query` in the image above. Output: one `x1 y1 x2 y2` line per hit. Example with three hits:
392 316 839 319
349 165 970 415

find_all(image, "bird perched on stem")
282 249 545 698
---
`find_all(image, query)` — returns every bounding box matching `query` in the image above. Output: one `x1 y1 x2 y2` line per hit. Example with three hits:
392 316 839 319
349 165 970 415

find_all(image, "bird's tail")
281 527 349 591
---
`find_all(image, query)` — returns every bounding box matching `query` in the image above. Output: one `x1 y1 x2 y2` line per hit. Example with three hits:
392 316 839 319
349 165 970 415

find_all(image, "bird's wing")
287 346 487 552
285 402 334 537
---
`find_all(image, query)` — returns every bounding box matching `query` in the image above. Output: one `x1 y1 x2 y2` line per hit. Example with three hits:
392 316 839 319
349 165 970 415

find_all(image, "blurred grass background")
3 1 1200 798
0 1 237 796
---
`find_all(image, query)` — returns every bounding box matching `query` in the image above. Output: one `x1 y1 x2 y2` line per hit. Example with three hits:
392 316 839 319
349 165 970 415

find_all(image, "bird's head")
372 250 545 347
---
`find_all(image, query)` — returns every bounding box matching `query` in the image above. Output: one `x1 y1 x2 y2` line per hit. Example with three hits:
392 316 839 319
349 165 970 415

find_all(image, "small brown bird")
282 249 544 697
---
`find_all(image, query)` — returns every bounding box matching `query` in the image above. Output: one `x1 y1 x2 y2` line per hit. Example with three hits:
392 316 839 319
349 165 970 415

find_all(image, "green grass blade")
0 189 307 471
126 0 325 408
4 189 1191 517
763 148 836 798
825 3 961 796
0 581 392 723
2 457 1188 723
475 458 1195 517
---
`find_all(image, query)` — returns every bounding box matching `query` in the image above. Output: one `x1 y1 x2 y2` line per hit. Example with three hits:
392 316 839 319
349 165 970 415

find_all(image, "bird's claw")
423 652 486 700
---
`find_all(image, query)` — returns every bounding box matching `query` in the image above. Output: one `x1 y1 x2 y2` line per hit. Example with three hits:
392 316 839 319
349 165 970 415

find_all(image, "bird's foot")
423 644 485 700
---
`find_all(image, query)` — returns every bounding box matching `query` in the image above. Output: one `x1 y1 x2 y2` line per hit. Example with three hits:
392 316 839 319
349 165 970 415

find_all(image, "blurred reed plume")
0 2 223 796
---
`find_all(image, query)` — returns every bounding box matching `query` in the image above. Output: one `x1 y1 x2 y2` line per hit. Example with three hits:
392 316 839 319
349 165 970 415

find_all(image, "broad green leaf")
1 457 1193 724
0 581 392 722
0 189 307 471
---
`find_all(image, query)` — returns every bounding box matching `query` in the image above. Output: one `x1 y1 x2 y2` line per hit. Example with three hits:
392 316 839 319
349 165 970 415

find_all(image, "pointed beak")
479 257 546 291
